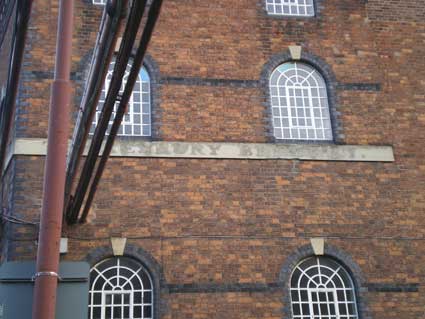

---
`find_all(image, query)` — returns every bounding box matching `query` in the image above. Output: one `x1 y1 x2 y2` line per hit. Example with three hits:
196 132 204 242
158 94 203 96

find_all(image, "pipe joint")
32 271 61 282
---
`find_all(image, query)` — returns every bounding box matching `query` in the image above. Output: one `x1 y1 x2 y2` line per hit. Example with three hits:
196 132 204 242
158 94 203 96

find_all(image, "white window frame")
91 62 152 137
308 288 340 318
290 257 359 319
270 62 333 141
265 0 315 17
89 257 154 319
92 0 106 5
101 291 134 318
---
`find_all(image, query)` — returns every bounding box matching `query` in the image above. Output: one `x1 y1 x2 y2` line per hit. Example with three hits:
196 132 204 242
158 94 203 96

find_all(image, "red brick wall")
2 0 425 318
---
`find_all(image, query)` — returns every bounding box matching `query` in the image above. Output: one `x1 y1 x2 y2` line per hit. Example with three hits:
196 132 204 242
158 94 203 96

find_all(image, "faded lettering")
172 143 190 155
239 145 253 157
206 144 221 155
155 143 171 155
127 145 141 155
191 144 205 156
140 142 153 155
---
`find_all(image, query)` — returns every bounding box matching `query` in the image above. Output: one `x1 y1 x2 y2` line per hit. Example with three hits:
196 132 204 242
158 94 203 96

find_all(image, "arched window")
266 0 315 16
89 257 154 319
91 62 152 137
290 256 359 319
270 62 333 141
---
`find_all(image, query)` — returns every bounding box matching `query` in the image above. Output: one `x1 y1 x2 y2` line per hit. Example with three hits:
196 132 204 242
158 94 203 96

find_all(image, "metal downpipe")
32 0 73 318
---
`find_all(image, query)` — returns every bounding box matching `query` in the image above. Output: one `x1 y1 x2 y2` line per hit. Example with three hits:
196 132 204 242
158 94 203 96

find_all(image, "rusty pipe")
31 0 73 318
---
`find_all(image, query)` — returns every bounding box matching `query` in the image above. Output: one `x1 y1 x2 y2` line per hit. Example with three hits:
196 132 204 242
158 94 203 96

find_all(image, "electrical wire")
1 208 39 226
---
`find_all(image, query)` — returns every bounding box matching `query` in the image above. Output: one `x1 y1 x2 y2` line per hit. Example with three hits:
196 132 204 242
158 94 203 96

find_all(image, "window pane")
290 257 359 319
90 62 151 137
266 0 315 17
269 62 333 141
88 257 153 319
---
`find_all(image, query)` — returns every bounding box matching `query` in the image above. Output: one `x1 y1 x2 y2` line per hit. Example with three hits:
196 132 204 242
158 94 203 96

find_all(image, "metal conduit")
66 0 149 224
79 0 164 223
32 0 73 316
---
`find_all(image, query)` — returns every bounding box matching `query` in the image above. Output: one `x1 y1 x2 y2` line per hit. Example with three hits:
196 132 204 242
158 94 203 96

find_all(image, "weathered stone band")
8 138 394 166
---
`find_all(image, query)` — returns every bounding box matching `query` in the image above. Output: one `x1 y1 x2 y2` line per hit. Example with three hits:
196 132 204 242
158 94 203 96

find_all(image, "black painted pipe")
80 0 164 223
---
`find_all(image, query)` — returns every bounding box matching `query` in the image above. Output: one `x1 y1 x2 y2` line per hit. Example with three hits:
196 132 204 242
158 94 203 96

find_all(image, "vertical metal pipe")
31 0 73 318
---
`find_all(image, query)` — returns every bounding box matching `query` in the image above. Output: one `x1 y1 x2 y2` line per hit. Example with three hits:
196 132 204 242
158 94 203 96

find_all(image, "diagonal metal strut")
79 0 164 223
65 0 164 224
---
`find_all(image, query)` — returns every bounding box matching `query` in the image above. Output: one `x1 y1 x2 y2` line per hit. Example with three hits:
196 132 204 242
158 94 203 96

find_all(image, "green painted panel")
0 261 90 319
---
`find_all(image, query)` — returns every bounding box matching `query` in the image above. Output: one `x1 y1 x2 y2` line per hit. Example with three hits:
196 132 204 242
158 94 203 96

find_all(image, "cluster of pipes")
0 0 163 318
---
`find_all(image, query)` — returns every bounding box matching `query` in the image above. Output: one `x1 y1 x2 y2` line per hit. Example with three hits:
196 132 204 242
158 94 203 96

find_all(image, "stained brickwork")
1 0 425 318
